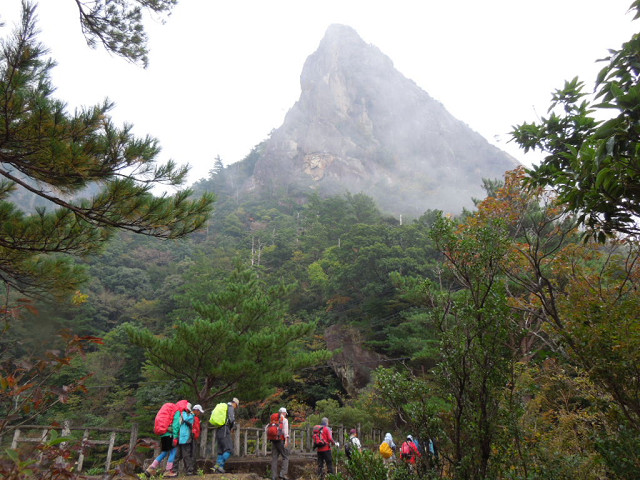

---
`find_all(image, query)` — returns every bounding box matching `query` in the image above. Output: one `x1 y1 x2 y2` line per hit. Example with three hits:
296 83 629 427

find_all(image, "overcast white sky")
3 1 639 185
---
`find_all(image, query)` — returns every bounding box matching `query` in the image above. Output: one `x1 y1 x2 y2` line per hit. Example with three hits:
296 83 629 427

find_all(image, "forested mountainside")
2 180 447 424
9 166 640 479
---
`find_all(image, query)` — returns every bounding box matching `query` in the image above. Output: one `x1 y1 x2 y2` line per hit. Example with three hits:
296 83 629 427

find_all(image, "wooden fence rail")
5 422 138 473
3 422 384 473
201 423 384 459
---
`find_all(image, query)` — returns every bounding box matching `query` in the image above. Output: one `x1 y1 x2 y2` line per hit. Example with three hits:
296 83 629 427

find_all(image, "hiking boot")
144 460 159 477
213 464 225 474
163 470 177 477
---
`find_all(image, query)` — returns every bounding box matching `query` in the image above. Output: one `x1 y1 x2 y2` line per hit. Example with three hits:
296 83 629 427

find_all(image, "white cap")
279 407 287 414
192 404 204 413
232 397 240 406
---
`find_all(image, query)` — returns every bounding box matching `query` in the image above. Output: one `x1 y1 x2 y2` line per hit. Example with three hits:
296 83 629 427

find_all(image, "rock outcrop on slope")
246 24 519 216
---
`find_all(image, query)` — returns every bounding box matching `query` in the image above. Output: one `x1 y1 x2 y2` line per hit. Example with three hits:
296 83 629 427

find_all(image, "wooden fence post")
38 428 49 464
105 431 116 472
200 424 208 459
210 429 217 461
57 422 71 467
242 429 248 456
233 426 240 456
253 429 260 456
61 421 70 439
11 429 21 450
77 429 90 472
128 423 138 455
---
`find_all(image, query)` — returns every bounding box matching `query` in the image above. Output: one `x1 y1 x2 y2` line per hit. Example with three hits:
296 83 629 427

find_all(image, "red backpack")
401 441 416 461
266 412 284 441
153 400 189 435
154 403 178 435
312 425 326 449
192 416 201 440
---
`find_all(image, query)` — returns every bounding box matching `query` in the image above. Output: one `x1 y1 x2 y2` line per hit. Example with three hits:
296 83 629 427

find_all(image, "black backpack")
344 439 353 459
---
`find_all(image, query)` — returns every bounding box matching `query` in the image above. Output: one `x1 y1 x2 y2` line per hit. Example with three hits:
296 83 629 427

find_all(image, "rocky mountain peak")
314 23 364 52
298 24 395 121
246 25 519 216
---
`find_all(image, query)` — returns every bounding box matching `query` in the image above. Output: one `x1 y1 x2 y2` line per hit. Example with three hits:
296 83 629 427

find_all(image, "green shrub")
342 449 387 480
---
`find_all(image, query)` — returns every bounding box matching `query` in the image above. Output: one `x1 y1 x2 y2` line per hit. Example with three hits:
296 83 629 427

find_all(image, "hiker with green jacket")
173 403 195 475
145 400 189 477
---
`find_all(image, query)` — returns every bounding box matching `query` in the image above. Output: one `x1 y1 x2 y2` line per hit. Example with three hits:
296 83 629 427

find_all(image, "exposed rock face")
249 24 519 216
324 324 387 396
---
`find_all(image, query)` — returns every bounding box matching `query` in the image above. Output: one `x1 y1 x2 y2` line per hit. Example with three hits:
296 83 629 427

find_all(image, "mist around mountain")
225 24 519 217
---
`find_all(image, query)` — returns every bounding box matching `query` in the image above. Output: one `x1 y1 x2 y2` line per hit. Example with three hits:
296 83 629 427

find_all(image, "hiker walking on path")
315 417 337 479
212 398 239 474
380 432 397 464
191 404 204 466
345 428 361 460
144 431 177 477
268 407 290 480
145 399 190 477
400 435 421 466
173 403 196 475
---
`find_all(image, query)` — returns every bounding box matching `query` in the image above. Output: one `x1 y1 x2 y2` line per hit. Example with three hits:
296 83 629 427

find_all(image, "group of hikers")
144 397 435 480
377 432 438 468
145 397 295 479
145 398 239 477
311 420 438 477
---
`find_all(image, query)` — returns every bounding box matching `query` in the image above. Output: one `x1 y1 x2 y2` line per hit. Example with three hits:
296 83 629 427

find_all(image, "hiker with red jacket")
316 417 337 479
268 407 290 480
191 404 204 467
400 434 421 465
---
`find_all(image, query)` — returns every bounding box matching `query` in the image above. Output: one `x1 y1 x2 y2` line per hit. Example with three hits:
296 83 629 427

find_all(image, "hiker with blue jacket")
213 397 239 474
173 403 196 475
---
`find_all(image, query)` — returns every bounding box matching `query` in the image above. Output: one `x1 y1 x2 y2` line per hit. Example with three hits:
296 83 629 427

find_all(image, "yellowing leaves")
71 290 89 305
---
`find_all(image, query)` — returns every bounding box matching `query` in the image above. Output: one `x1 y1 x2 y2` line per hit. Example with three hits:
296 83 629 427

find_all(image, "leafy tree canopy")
511 2 640 240
71 0 178 67
0 3 214 297
126 263 331 406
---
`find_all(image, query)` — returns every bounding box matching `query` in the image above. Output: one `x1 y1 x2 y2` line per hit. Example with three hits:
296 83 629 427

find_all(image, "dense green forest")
3 1 640 480
6 165 640 479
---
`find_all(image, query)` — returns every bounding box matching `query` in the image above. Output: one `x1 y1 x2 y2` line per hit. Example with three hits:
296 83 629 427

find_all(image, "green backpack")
209 402 228 427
